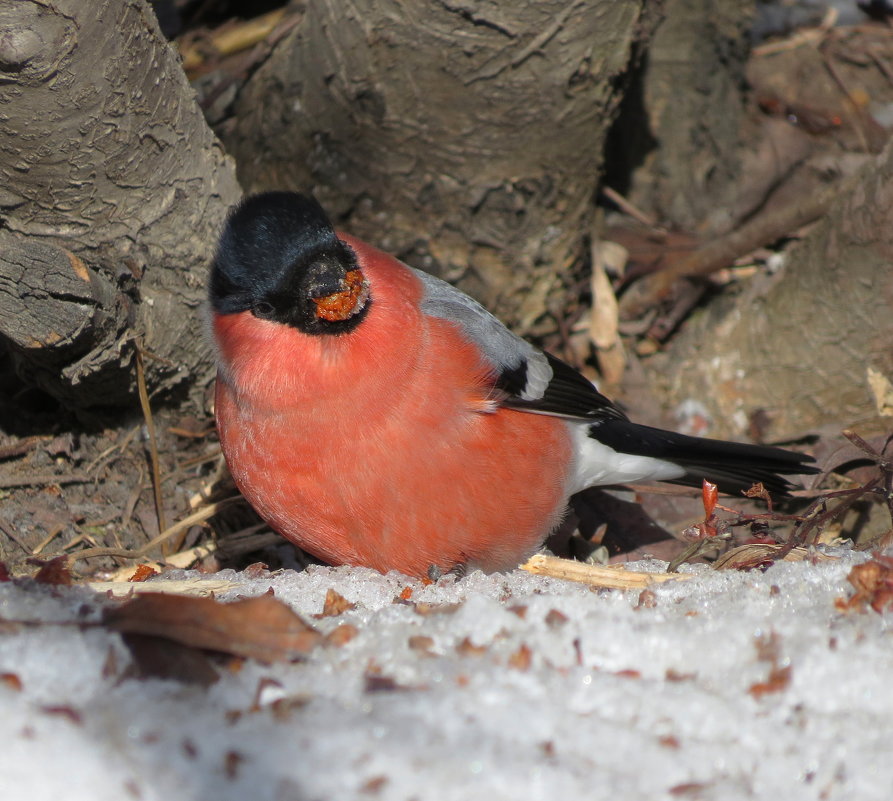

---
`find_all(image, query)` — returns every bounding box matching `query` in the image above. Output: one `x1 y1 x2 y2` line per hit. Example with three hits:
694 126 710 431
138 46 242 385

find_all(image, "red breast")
214 234 573 576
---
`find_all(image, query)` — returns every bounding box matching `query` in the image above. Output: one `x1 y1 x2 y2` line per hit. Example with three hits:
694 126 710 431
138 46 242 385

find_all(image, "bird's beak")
311 269 370 321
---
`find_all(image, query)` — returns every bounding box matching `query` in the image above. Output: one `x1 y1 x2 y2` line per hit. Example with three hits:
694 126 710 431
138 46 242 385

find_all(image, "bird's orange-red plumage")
214 234 573 576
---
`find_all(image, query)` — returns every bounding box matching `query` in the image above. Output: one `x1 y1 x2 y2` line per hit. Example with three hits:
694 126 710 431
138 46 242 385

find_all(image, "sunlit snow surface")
1 549 891 801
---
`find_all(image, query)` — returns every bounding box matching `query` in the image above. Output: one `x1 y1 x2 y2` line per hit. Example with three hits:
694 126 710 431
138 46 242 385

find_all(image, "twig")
179 447 223 470
600 187 662 230
0 473 91 489
620 183 839 319
867 44 893 89
820 46 871 153
511 0 584 68
134 341 167 545
85 425 139 475
0 436 42 460
178 8 289 72
0 516 30 551
105 524 279 582
31 524 66 556
751 7 838 56
520 554 692 588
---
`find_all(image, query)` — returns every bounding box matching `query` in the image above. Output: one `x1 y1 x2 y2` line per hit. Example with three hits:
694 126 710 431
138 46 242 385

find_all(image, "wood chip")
520 554 691 588
88 579 244 597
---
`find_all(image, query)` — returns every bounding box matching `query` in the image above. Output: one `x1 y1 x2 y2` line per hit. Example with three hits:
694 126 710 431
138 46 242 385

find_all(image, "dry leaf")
129 564 159 583
364 674 409 692
121 633 220 686
41 705 83 724
615 669 641 679
544 608 569 626
749 631 791 698
319 588 355 617
408 635 435 655
713 544 837 571
455 637 488 657
1 672 22 691
589 241 626 384
104 592 322 662
325 623 358 647
749 665 792 698
867 366 893 416
837 557 893 613
30 556 72 586
508 643 532 671
634 590 657 609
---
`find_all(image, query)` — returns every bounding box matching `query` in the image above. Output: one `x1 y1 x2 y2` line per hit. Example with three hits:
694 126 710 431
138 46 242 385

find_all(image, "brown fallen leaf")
749 631 792 698
104 592 322 663
318 588 355 618
364 674 411 692
713 544 837 571
1 672 22 691
508 643 532 671
408 635 435 655
29 555 72 586
129 564 159 583
836 556 893 613
455 637 488 657
41 705 83 725
749 665 792 699
121 633 220 686
325 623 359 647
544 608 569 626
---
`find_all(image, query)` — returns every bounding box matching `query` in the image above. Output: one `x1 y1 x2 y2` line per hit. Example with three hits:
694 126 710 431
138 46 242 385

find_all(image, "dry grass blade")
134 343 167 545
65 496 241 565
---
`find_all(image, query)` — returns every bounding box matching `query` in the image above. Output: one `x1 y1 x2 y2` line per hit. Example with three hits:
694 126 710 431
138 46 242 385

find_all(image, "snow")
1 549 892 801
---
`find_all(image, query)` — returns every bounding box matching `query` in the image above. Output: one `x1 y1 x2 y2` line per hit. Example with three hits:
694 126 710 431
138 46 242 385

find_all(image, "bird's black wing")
497 351 627 422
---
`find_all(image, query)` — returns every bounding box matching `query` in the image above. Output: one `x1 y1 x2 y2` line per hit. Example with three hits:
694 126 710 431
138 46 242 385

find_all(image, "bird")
209 191 818 578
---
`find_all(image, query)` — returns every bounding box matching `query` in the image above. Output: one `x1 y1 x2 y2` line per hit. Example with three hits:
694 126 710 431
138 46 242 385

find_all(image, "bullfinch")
209 192 817 578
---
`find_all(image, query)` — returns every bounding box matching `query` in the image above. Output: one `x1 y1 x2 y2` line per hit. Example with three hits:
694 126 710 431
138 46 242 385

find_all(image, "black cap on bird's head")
209 192 371 334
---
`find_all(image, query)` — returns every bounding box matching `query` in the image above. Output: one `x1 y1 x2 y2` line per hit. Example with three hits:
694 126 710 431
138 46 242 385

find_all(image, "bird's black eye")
252 301 276 319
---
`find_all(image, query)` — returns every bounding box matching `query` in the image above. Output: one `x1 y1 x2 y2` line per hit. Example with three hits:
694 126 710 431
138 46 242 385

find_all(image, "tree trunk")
607 0 754 235
223 0 659 336
651 137 893 442
0 0 240 406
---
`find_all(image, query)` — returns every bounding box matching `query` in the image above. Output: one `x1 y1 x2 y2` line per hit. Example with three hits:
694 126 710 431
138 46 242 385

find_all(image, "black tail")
591 419 819 496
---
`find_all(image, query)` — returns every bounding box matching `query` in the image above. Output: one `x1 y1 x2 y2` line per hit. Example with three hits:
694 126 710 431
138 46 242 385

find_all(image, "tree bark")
651 137 893 441
608 0 754 234
223 0 659 336
0 0 240 406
